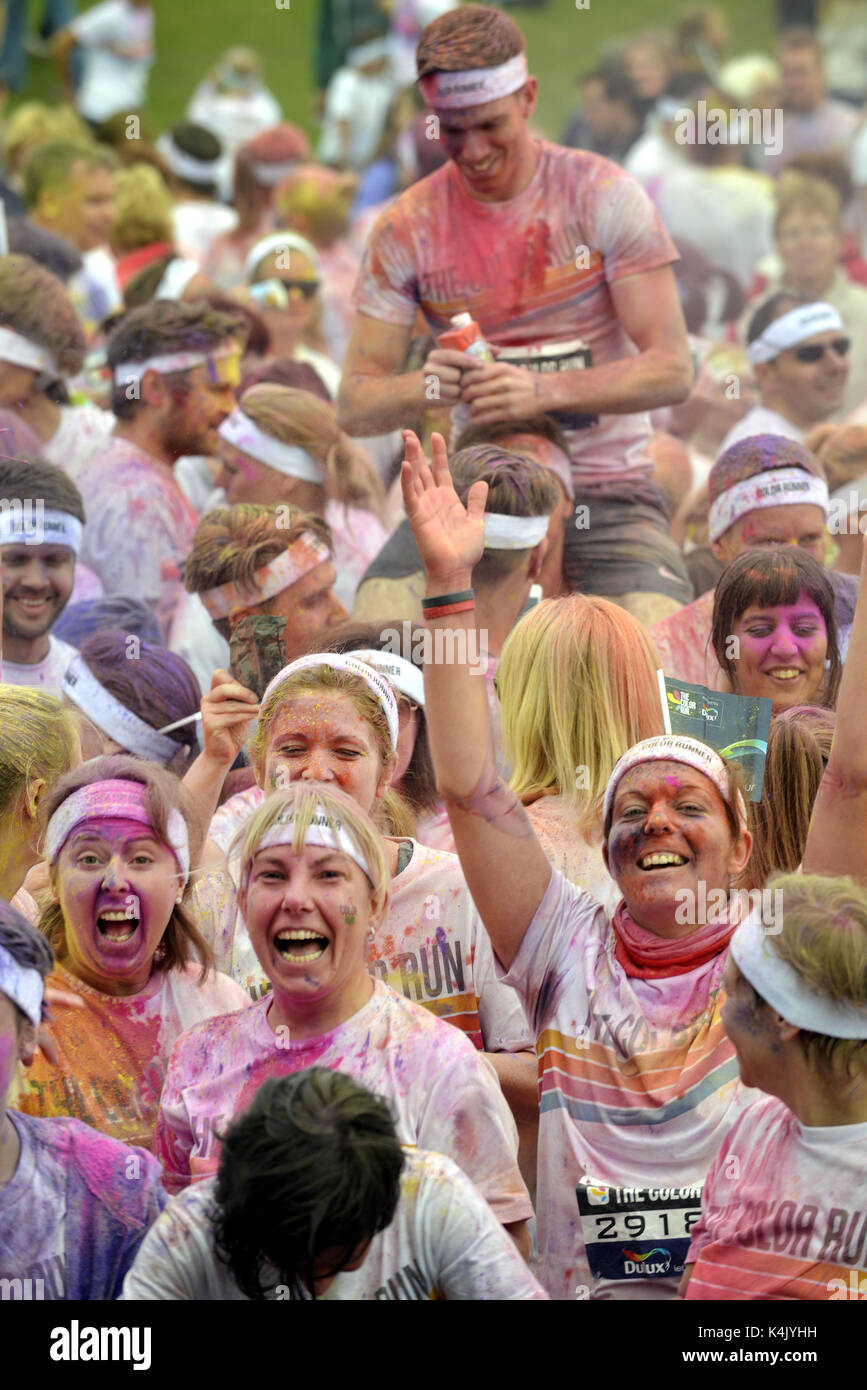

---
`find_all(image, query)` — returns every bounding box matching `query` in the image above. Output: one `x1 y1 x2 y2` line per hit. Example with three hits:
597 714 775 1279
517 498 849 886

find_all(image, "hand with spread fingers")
400 429 488 586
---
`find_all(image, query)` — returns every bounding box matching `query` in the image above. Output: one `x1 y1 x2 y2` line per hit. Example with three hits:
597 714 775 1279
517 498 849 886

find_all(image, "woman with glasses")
242 232 341 397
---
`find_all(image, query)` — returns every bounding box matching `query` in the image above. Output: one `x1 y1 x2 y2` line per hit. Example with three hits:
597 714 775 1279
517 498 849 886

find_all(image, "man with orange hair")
338 4 695 621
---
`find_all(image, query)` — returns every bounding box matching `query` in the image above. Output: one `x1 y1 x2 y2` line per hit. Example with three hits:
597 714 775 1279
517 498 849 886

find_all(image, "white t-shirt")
193 818 531 1052
687 1095 867 1299
155 977 532 1228
69 0 154 122
172 202 239 263
122 1147 546 1300
43 402 116 484
2 634 76 696
317 66 395 171
499 867 758 1300
718 405 804 455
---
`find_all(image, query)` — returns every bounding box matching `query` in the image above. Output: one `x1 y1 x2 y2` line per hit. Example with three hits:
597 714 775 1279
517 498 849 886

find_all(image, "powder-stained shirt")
499 867 758 1300
353 140 678 488
2 634 76 696
15 962 250 1151
527 798 623 916
43 401 116 484
686 1096 867 1300
155 977 532 1228
193 822 531 1052
76 436 201 638
122 1148 547 1301
0 1110 166 1300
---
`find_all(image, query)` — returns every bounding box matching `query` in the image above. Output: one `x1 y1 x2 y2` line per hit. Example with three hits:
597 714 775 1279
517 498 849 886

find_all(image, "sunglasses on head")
790 337 850 363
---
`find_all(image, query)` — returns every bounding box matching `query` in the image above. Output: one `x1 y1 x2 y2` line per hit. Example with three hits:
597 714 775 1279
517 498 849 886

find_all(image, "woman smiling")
14 756 249 1150
157 783 532 1251
711 548 841 713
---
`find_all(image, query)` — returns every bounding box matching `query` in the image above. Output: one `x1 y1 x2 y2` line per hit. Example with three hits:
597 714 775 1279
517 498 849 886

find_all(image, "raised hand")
400 430 488 587
200 669 259 770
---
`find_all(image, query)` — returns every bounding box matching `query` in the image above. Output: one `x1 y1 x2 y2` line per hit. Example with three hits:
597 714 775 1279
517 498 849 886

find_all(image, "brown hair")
183 502 333 640
708 433 825 508
0 255 85 377
774 174 842 238
238 384 386 515
737 705 835 891
711 548 841 706
744 871 867 1076
37 753 214 980
450 444 558 587
417 5 524 76
107 300 246 418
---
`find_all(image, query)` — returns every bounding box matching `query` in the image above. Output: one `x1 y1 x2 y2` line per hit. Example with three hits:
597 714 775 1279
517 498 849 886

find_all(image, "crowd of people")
0 0 866 1304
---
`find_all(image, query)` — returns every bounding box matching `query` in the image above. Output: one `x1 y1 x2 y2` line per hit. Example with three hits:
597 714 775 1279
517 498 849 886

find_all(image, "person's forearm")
538 348 693 416
422 574 492 798
181 752 232 848
485 1052 538 1124
337 367 426 436
827 536 867 785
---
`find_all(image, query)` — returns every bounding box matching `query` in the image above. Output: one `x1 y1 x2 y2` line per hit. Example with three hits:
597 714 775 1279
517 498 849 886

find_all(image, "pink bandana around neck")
611 901 736 980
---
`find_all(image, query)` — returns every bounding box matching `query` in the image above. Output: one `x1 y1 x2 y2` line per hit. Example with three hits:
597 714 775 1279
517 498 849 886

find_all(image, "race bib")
496 337 599 432
577 1176 703 1283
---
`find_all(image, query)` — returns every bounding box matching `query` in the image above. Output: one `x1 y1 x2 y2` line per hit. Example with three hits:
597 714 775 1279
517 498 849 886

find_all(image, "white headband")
747 303 845 365
483 512 549 550
44 780 191 887
154 258 202 302
0 508 82 553
603 734 748 832
250 160 300 186
256 803 373 882
0 326 59 378
348 38 390 67
353 649 425 708
731 909 867 1038
244 232 320 283
0 942 43 1027
113 345 237 387
708 468 829 542
420 53 529 108
219 409 325 483
156 132 220 185
261 652 399 752
198 532 330 621
62 655 182 765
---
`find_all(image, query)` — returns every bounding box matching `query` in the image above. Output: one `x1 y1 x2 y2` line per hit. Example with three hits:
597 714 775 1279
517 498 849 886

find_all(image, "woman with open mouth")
156 781 532 1256
194 651 531 1063
711 548 842 715
397 428 852 1302
13 755 249 1151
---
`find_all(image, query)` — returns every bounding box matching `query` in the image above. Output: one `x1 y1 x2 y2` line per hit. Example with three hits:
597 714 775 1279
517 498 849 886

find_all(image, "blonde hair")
0 687 80 816
236 783 391 921
499 596 665 835
756 872 867 1075
3 102 90 174
775 174 842 237
239 384 385 516
110 163 174 254
738 707 835 892
249 663 413 838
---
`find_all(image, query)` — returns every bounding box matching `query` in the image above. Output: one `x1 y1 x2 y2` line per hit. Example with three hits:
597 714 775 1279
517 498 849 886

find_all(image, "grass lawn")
11 0 776 142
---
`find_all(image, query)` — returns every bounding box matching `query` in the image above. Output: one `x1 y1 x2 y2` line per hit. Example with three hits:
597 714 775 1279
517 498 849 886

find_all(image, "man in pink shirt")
338 4 695 622
76 300 245 639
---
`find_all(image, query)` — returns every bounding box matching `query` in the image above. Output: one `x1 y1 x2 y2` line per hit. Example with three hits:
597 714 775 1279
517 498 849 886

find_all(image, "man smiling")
0 457 84 695
338 4 695 622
